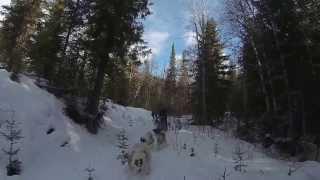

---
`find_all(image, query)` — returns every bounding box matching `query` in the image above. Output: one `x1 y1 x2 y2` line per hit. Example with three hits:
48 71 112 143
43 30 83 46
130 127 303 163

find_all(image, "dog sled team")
126 108 168 175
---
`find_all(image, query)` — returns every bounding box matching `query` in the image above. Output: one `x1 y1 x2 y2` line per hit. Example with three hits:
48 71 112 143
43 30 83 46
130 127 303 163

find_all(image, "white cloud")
184 31 196 47
176 54 182 60
143 31 170 57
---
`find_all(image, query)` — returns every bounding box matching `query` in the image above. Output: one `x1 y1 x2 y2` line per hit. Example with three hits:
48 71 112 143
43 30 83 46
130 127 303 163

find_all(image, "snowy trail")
0 69 319 180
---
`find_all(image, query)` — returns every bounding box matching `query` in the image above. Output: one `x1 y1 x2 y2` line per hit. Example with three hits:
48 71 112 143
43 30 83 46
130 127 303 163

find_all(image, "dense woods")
0 0 319 158
226 0 320 146
0 0 152 134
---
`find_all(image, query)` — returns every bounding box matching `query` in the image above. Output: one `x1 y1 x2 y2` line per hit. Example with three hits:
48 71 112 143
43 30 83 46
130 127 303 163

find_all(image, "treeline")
1 0 319 148
159 0 320 156
147 8 233 122
226 0 320 144
134 44 193 115
0 0 152 133
0 0 233 132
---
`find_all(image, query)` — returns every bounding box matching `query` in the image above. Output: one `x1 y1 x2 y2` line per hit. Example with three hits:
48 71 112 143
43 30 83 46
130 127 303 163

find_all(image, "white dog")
127 142 151 175
140 129 167 150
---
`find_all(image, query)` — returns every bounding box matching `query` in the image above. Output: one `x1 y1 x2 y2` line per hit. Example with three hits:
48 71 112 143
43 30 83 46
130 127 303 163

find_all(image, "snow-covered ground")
0 69 319 180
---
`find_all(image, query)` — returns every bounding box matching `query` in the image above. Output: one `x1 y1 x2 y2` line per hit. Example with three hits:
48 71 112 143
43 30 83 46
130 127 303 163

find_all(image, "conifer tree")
84 0 151 134
0 111 23 176
192 19 231 125
0 0 42 81
164 43 177 113
116 129 129 165
30 0 65 84
176 50 191 114
233 143 247 172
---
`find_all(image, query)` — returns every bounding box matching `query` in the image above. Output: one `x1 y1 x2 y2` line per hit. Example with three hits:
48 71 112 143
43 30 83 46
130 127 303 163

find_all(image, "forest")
0 0 319 163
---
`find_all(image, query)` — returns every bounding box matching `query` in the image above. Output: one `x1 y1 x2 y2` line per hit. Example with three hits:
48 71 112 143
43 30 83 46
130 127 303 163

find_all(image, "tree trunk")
194 21 207 125
248 34 271 112
262 52 278 112
86 56 108 115
316 146 319 161
269 21 293 138
237 0 272 113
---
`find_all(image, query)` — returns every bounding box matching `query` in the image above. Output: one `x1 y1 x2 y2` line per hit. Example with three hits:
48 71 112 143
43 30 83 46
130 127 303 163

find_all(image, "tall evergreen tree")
192 19 231 125
30 0 65 84
84 0 151 133
104 57 131 106
0 111 23 176
0 0 42 81
164 43 177 113
176 50 191 114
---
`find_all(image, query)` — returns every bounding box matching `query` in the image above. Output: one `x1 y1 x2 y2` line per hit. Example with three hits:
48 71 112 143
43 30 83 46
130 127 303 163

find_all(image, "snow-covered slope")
0 69 319 180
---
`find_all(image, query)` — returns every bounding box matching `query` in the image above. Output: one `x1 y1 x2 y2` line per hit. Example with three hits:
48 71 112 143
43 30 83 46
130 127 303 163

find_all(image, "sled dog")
127 143 151 175
140 129 167 150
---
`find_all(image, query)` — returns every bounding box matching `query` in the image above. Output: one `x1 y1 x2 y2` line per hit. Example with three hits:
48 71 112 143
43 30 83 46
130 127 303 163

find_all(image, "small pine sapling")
0 111 23 176
214 142 219 157
233 143 247 172
85 167 95 180
116 129 129 165
129 118 133 127
183 143 187 150
218 168 231 180
190 147 195 157
288 161 300 176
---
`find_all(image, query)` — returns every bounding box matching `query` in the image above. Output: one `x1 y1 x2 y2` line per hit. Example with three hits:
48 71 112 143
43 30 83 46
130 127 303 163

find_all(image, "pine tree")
164 43 177 113
192 19 231 125
190 147 195 157
0 0 42 81
138 60 153 108
104 57 131 106
85 167 95 180
84 0 151 134
116 129 129 165
233 143 247 172
30 0 65 84
176 50 191 115
214 142 219 157
218 168 230 180
0 111 23 176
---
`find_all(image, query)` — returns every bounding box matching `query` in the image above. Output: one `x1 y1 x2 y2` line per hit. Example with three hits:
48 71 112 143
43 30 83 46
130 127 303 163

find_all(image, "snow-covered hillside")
0 69 319 180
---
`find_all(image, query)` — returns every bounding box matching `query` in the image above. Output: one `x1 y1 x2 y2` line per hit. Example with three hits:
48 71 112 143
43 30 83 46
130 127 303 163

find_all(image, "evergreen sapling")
183 143 187 150
129 118 133 127
214 142 219 157
116 129 129 165
218 168 231 180
0 111 23 176
190 147 195 157
233 143 247 172
288 161 300 176
85 167 95 180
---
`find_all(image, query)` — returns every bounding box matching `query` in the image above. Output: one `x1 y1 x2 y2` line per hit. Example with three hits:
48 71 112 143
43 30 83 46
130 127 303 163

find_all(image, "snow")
0 69 319 180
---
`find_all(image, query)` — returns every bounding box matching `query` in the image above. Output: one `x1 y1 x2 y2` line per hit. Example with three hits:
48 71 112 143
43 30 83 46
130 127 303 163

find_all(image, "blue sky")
143 0 225 74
